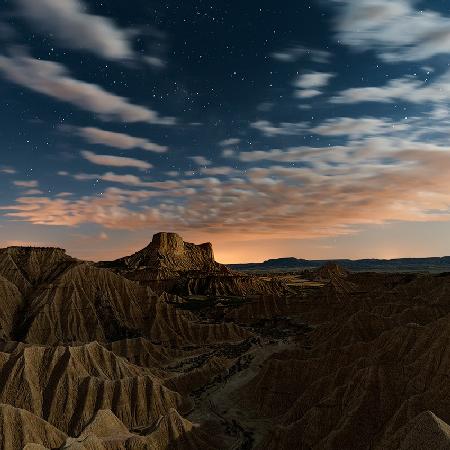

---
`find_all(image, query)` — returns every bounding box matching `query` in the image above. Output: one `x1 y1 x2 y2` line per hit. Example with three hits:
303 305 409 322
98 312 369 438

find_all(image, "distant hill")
228 256 450 273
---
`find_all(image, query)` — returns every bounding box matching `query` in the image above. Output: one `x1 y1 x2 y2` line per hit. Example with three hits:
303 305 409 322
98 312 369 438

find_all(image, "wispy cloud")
143 56 166 69
72 126 168 153
312 117 410 138
189 156 211 166
332 71 450 105
62 171 177 189
0 167 16 174
295 72 335 89
22 189 43 195
0 53 175 124
271 45 331 64
16 0 133 61
5 137 450 238
219 138 241 147
251 120 308 137
200 166 237 176
333 0 450 62
238 146 331 163
295 89 322 99
13 180 38 188
294 71 335 98
81 150 153 171
222 149 235 158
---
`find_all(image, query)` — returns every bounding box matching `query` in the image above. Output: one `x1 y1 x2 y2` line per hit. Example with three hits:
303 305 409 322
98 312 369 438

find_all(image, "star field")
1 0 450 262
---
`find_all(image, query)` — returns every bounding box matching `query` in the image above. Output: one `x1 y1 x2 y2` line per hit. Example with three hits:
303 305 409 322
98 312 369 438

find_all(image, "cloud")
295 72 335 89
13 180 38 188
16 0 133 60
200 166 237 176
295 89 322 98
293 71 335 98
61 170 182 189
332 0 450 61
22 189 43 195
5 136 450 243
73 126 168 153
332 71 450 105
219 138 241 147
143 56 166 68
271 45 331 64
312 117 410 138
250 120 308 137
0 167 16 174
189 156 211 166
0 53 175 124
238 146 330 163
4 137 450 240
222 149 235 158
81 150 153 171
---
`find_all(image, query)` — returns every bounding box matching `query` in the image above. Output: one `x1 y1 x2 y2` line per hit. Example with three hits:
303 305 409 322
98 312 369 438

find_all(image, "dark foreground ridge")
0 232 449 449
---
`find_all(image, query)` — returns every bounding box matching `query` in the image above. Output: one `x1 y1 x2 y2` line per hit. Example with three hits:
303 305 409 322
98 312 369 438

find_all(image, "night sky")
1 0 450 262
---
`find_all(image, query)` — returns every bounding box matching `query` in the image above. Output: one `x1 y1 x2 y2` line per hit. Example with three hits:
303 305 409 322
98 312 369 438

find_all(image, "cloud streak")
332 71 450 105
294 71 335 98
5 137 450 241
81 150 153 171
332 0 450 61
189 156 211 166
312 117 410 138
0 53 175 124
250 120 308 137
271 45 331 64
13 180 38 188
74 127 168 153
16 0 133 60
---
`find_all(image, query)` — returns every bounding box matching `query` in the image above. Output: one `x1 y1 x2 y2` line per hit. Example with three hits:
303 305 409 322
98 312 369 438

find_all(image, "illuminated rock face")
0 240 450 450
110 232 223 274
151 232 186 257
98 232 284 296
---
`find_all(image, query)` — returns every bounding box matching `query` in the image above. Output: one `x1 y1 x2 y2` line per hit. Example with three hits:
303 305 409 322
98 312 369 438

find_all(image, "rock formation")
99 232 284 296
100 232 227 276
0 236 449 449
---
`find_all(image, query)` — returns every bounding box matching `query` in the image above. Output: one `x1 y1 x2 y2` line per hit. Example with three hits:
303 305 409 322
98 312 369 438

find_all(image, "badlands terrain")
0 232 449 449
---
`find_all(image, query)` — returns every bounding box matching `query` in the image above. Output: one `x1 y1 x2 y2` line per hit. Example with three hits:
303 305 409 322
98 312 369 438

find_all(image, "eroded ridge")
0 235 449 449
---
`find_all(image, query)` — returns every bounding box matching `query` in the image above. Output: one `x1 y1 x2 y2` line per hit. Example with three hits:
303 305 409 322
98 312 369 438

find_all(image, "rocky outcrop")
237 273 450 450
0 238 449 449
0 247 76 296
315 262 349 280
0 275 23 340
383 411 450 450
100 232 228 277
0 403 66 450
0 343 191 437
21 408 218 450
98 232 282 296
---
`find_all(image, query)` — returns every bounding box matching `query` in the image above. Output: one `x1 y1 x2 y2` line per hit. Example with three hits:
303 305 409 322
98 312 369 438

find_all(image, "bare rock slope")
99 232 284 296
0 236 449 449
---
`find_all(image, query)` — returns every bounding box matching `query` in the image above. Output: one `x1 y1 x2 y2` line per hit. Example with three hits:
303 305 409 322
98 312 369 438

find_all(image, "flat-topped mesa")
150 233 214 260
97 233 286 295
106 232 226 275
151 232 186 256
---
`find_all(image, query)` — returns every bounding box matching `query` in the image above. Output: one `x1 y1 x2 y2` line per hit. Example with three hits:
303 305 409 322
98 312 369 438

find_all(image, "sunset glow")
1 0 450 262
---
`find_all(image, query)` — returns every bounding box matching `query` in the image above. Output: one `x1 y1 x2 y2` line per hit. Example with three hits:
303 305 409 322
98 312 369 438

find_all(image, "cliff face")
98 232 285 296
2 235 448 450
102 232 229 276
